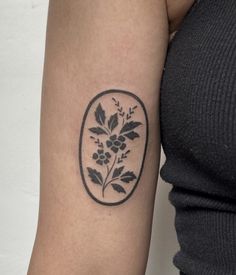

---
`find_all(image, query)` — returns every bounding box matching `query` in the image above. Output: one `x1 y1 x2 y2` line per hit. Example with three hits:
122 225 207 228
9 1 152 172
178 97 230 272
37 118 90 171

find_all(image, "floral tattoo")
79 90 148 206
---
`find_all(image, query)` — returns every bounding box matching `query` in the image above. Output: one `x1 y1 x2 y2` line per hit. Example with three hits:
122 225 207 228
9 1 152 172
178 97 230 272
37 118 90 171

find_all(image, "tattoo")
79 89 148 206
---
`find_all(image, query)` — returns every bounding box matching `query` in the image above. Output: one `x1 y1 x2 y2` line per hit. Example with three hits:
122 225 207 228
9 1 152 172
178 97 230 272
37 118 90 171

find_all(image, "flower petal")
96 159 103 165
120 143 126 150
110 134 117 141
118 135 125 142
111 146 119 153
105 152 111 158
98 149 103 154
106 140 112 147
93 153 98 159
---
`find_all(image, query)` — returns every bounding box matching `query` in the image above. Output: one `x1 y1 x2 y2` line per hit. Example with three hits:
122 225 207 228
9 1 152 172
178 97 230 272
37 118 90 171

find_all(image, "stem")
102 154 117 197
104 177 119 189
104 126 111 135
106 165 109 175
102 184 105 198
102 165 110 197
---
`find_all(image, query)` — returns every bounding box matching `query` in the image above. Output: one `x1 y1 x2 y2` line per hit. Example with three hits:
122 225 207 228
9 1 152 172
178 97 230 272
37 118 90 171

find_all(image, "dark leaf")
120 121 142 134
112 166 124 178
95 103 106 125
124 131 140 140
120 171 136 183
87 167 103 185
89 127 108 135
108 113 118 131
111 183 126 194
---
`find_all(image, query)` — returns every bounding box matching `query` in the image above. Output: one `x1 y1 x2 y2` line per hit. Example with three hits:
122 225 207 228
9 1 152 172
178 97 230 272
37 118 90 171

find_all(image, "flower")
106 134 126 153
92 149 111 165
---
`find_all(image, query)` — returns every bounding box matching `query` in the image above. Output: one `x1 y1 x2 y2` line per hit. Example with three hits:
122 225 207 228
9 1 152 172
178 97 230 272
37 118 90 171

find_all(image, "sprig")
112 97 125 118
117 150 130 163
90 136 104 148
126 105 137 120
88 98 140 198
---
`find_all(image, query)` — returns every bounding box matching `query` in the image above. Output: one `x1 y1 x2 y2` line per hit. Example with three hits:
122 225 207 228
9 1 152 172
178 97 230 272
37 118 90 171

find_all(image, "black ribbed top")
160 0 236 274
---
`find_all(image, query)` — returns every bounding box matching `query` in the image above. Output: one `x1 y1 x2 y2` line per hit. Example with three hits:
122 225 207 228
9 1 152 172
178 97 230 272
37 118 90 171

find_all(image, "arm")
166 0 195 33
28 1 168 274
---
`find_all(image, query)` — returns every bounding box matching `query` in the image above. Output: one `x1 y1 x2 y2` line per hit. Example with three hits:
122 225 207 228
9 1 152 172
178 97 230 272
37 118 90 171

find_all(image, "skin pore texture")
27 1 194 275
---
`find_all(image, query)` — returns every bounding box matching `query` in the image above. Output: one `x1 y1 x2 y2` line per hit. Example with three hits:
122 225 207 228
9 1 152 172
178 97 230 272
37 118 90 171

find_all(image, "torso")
160 1 236 274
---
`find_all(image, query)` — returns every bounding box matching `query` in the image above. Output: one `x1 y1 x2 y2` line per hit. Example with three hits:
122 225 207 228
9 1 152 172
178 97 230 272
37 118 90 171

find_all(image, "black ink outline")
79 89 149 206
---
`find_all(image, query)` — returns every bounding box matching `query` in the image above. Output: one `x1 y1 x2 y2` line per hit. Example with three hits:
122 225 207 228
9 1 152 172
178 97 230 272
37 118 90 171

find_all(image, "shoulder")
166 0 195 33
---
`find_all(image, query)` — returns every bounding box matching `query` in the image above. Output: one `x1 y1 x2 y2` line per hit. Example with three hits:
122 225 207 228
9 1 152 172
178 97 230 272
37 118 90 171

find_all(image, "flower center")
100 154 106 160
114 140 121 147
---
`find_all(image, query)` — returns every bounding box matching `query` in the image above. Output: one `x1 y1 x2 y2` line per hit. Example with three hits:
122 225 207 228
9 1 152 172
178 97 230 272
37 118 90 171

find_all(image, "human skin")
27 1 194 274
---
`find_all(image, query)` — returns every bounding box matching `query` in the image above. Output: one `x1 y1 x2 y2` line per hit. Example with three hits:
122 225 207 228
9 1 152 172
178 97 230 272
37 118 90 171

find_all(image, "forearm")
28 1 168 274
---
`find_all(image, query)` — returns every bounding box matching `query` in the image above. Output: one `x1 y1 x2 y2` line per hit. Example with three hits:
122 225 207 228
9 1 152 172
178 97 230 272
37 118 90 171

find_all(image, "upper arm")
28 1 169 275
166 0 195 33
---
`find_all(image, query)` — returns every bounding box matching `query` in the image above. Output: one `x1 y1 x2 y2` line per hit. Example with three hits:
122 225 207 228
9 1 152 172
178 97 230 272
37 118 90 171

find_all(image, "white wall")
0 1 179 274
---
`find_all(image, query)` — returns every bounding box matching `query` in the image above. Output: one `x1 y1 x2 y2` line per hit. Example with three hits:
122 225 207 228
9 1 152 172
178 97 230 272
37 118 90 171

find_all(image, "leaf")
108 113 118 132
95 103 106 125
89 127 108 135
120 121 142 134
124 131 140 140
111 183 126 194
112 166 124 178
120 171 136 183
87 167 103 185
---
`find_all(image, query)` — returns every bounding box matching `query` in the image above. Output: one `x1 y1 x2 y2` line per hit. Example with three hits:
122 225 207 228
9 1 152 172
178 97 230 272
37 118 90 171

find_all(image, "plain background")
0 1 179 274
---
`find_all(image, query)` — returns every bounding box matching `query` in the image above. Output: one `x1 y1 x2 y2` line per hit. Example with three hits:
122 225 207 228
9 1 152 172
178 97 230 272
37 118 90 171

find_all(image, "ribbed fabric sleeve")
159 1 236 274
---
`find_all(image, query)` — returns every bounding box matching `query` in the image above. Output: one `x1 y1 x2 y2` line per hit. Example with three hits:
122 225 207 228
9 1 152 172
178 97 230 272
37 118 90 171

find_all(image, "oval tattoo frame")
79 89 149 206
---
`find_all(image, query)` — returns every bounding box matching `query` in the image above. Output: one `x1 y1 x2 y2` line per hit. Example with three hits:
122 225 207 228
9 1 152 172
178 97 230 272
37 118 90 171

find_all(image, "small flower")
92 149 111 165
106 134 126 153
